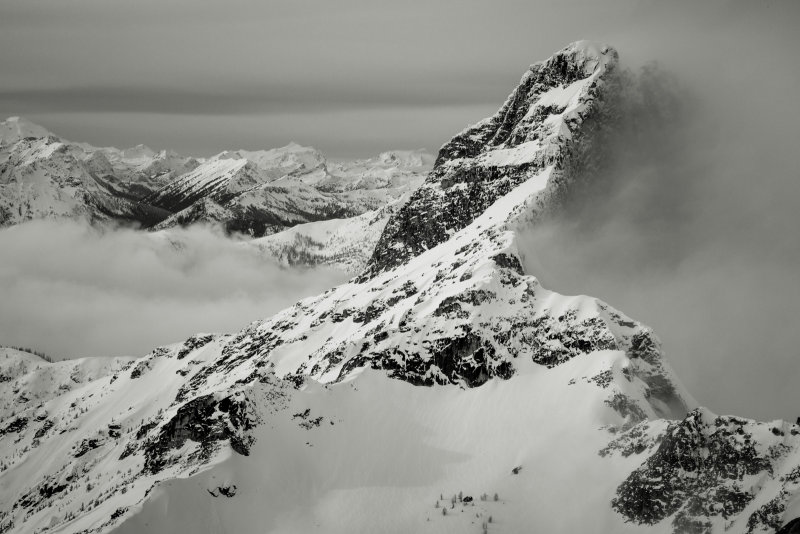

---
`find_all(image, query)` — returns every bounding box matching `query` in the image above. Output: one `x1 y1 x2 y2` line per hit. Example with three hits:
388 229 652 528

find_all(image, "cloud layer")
519 2 800 421
8 0 794 158
0 221 348 359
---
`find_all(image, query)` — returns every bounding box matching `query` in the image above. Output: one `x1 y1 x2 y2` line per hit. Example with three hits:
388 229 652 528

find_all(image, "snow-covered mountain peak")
363 41 618 278
530 39 616 73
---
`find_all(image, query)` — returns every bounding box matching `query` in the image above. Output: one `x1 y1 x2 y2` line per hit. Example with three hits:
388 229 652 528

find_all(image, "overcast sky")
3 0 792 158
1 0 799 421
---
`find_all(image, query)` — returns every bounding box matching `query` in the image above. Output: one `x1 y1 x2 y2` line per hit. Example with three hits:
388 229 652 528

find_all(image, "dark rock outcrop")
363 42 619 278
142 393 256 474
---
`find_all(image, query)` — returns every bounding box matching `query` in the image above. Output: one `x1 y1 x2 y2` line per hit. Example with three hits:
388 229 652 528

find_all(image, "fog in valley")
0 221 347 358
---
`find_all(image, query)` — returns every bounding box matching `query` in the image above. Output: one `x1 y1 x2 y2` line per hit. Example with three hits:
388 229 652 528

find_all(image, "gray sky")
0 0 745 158
1 0 799 421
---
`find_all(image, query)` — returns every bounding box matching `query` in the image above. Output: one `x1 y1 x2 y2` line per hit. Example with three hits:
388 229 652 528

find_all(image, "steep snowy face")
365 41 618 278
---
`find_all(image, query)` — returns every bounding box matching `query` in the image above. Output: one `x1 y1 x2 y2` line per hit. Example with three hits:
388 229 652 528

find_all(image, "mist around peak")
518 8 800 421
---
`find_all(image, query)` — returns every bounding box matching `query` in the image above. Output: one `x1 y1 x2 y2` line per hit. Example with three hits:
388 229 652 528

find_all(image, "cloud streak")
0 80 509 116
0 220 348 359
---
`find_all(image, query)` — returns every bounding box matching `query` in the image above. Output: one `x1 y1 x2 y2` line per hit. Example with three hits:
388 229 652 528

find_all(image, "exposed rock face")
364 41 619 278
141 393 256 475
610 408 800 533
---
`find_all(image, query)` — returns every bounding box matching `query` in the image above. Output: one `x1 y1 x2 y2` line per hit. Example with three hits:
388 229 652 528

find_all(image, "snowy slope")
144 158 265 212
2 41 799 534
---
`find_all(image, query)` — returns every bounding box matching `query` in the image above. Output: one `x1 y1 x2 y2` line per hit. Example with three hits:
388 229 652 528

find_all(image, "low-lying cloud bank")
0 220 348 359
520 1 800 422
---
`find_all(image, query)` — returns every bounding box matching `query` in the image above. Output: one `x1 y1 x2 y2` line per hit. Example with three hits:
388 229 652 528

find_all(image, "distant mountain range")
0 117 431 238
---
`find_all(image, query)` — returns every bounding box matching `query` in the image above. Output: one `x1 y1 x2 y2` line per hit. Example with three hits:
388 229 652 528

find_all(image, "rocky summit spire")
363 41 619 279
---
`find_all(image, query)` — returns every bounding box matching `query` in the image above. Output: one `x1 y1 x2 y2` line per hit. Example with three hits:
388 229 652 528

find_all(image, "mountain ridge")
0 121 431 238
